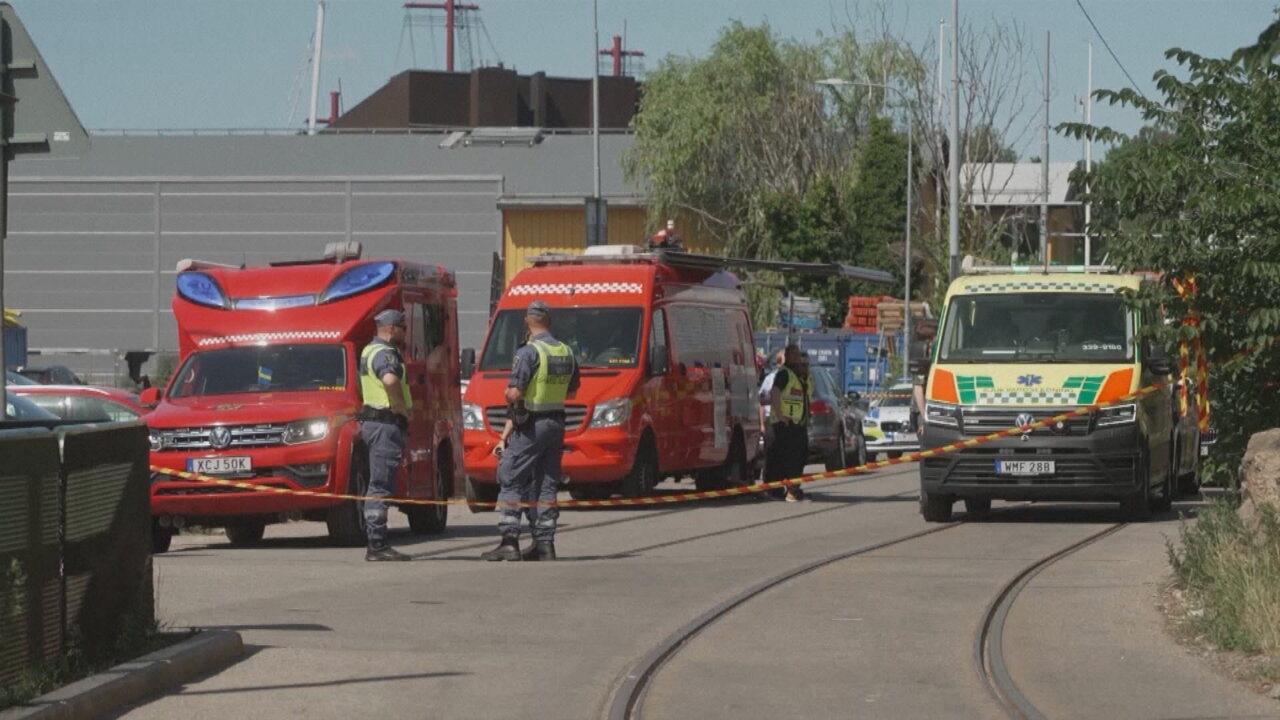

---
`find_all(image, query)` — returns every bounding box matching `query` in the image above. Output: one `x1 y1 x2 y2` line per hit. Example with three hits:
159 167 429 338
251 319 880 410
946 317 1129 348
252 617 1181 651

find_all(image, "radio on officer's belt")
510 400 530 427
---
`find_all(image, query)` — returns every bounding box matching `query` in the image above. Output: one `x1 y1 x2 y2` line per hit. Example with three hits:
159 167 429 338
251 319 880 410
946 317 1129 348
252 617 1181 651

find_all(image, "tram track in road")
412 464 918 560
606 508 1131 720
975 521 1128 720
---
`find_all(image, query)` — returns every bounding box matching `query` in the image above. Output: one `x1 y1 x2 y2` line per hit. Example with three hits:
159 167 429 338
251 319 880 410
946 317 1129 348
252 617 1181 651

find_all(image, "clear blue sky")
14 0 1277 160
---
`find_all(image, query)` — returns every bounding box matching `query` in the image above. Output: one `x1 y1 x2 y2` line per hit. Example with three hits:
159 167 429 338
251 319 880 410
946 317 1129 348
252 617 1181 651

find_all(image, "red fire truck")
143 243 464 552
459 245 892 508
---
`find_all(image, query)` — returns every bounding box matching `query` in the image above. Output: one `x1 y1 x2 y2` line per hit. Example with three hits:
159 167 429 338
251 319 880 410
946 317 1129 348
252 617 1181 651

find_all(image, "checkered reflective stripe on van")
196 331 342 346
976 390 1078 405
508 283 644 296
963 281 1120 294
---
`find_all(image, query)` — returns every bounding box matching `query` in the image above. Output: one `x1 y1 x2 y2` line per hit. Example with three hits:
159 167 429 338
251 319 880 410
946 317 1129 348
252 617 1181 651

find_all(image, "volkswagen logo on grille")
209 426 232 449
1015 413 1035 440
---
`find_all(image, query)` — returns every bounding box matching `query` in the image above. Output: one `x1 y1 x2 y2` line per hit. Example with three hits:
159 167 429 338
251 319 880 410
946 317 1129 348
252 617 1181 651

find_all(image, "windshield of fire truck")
168 344 348 397
479 306 644 370
939 292 1134 363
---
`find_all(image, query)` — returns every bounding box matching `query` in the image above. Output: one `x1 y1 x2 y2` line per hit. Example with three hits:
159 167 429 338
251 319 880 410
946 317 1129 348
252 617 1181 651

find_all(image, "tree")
1061 17 1280 485
848 117 907 296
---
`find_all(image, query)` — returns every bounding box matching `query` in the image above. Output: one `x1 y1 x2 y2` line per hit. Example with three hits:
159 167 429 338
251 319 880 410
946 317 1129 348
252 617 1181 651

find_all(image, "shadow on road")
197 623 333 632
172 671 470 696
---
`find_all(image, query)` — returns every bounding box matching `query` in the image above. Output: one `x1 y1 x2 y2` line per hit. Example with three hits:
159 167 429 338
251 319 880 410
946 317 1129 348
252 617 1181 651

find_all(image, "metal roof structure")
962 162 1078 207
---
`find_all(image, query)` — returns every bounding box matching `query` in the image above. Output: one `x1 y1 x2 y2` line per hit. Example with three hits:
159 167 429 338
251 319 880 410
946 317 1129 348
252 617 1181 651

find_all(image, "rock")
1238 429 1280 527
1269 683 1280 700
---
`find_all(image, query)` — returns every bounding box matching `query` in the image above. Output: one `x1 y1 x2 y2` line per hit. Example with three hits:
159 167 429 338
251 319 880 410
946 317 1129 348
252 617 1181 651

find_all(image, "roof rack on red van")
529 246 894 285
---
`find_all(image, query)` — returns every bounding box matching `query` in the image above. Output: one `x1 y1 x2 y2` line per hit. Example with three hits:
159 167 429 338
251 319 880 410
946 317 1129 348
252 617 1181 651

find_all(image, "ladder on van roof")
528 246 895 285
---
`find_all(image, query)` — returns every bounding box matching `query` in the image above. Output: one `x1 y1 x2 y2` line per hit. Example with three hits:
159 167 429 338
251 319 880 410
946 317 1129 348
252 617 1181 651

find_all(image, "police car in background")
864 382 920 459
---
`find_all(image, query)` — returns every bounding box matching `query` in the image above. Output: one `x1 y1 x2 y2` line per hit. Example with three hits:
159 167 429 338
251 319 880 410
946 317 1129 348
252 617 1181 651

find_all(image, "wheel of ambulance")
465 476 498 513
151 519 173 555
963 498 992 518
226 521 266 547
920 487 953 522
327 453 370 546
408 451 451 534
1119 449 1154 522
621 437 658 499
1151 446 1175 515
824 431 848 473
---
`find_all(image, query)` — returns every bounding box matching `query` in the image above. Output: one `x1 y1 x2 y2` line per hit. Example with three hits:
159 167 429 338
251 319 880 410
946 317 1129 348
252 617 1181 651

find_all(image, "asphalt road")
118 464 1280 720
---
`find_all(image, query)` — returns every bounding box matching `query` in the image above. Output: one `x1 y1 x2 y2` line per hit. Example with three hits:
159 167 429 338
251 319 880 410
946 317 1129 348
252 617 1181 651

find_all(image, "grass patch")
0 617 191 711
1168 500 1280 656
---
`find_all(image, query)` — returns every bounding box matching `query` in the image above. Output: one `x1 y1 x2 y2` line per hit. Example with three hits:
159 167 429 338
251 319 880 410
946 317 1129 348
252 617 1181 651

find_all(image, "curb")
0 630 243 720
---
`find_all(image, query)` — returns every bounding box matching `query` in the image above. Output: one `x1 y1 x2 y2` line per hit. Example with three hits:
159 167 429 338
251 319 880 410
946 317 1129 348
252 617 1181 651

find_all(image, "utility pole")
1084 42 1093 266
307 0 326 136
935 19 944 245
947 0 960 278
587 0 605 246
903 113 913 382
1040 31 1050 267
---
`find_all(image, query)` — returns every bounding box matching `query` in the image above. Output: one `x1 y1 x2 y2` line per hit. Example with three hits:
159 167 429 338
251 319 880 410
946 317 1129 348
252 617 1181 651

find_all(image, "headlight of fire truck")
925 402 959 428
589 397 632 429
462 403 485 431
149 429 164 452
283 417 330 445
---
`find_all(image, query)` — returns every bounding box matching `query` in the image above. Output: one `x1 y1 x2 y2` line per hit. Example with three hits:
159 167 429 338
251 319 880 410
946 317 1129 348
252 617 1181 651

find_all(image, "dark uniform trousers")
766 421 809 489
496 413 564 542
360 419 404 543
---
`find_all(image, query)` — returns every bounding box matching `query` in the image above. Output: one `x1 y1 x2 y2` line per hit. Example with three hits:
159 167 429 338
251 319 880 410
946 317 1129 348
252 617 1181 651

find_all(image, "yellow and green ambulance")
917 265 1200 522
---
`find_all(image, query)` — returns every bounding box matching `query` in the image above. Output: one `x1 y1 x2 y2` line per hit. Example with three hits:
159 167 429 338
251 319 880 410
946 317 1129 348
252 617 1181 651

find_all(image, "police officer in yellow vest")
357 309 414 561
767 344 814 502
482 299 579 561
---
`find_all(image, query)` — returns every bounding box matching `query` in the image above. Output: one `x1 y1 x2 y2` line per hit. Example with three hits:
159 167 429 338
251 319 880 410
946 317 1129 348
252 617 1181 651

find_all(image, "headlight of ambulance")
925 402 959 428
589 397 632 428
1095 403 1137 428
462 402 485 431
283 417 330 445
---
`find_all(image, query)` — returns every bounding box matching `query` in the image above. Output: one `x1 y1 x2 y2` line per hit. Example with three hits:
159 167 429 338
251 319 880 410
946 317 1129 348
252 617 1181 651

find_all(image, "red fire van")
143 243 464 552
461 246 766 507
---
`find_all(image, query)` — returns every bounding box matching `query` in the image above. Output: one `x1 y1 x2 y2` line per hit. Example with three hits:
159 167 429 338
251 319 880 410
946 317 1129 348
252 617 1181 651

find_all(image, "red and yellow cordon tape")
149 378 1175 509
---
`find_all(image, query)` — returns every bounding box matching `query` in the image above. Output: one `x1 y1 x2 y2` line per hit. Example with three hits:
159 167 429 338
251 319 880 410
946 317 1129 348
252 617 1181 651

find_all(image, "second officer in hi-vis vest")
482 299 579 561
357 309 414 561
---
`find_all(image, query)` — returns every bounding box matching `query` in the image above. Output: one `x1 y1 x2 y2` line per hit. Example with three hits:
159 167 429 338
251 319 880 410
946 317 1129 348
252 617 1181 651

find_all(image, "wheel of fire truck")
327 450 370 546
920 486 953 522
406 446 451 534
1119 448 1154 522
226 521 267 547
465 476 498 513
696 430 748 492
620 434 659 498
151 518 173 554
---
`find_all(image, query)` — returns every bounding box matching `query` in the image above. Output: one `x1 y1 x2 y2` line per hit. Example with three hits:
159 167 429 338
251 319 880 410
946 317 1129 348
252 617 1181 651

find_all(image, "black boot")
366 542 412 562
532 541 556 561
481 535 522 562
521 543 541 561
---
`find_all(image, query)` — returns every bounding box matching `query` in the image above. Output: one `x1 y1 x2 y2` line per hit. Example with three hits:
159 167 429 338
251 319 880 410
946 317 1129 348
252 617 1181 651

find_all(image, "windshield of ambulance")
479 307 644 370
168 344 347 398
939 292 1133 363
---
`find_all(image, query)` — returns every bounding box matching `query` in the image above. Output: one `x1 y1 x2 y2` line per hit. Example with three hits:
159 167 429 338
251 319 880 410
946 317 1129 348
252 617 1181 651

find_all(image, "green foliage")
758 178 855 327
1061 20 1280 483
848 117 908 295
1168 502 1280 653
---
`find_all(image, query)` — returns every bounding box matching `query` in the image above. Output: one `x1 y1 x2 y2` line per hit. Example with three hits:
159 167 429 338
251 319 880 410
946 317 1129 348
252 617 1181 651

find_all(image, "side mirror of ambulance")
139 387 162 408
460 348 476 379
908 340 931 376
1144 351 1174 376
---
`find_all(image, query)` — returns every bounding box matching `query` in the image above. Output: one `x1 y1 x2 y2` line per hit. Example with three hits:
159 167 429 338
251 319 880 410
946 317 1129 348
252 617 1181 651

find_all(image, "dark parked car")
17 365 86 386
4 392 60 421
11 385 147 422
6 370 38 385
807 366 868 472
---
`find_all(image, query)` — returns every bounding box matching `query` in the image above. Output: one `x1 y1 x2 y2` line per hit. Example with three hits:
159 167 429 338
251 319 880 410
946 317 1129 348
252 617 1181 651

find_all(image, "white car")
863 383 920 458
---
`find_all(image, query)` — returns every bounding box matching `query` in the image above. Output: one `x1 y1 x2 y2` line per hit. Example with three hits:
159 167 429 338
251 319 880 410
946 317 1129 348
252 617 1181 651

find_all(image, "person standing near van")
482 300 580 561
768 345 814 502
358 309 413 562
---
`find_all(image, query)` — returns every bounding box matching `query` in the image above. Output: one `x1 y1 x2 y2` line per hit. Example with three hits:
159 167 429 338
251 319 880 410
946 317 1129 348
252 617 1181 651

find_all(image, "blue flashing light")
319 261 396 303
234 295 316 311
176 272 229 309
